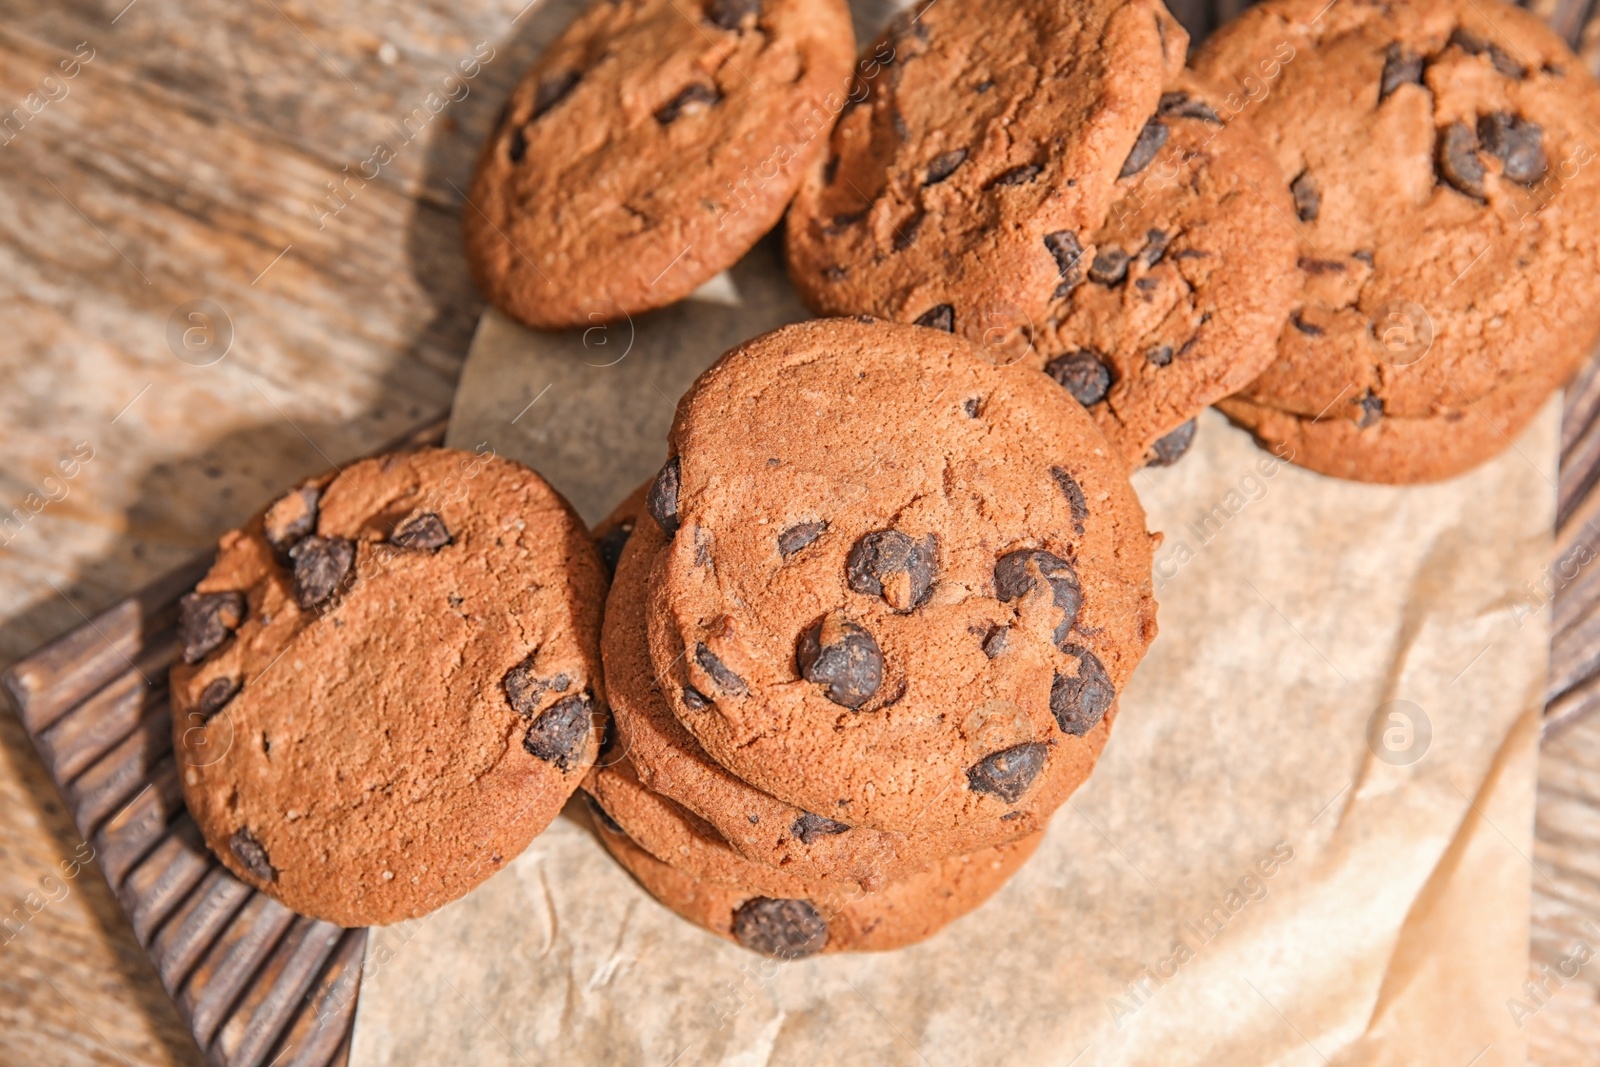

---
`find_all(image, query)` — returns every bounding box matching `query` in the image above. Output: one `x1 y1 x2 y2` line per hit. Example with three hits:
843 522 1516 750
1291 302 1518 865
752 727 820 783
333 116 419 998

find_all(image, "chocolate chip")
1146 344 1174 367
1450 27 1525 78
1157 92 1222 123
1051 647 1114 735
503 658 572 717
707 0 760 30
821 266 847 282
1291 310 1324 336
892 111 909 140
1358 391 1384 428
523 692 594 769
533 71 581 119
1148 419 1197 467
508 126 527 163
1139 229 1170 267
924 148 967 185
1352 249 1375 265
584 792 623 834
391 512 451 551
963 397 981 418
289 536 354 609
824 210 865 234
264 485 320 557
1119 120 1169 178
913 304 954 332
1298 257 1347 275
1290 172 1320 222
179 590 246 664
732 898 828 958
796 617 883 709
893 212 924 251
198 676 240 719
981 625 1009 658
1088 247 1129 286
1380 43 1424 99
681 685 711 711
1478 112 1546 184
1044 350 1111 406
991 164 1041 187
656 84 720 125
1438 121 1486 198
647 457 681 537
695 643 747 695
1043 231 1084 296
993 549 1081 643
229 829 276 882
597 522 633 577
1135 277 1159 292
1049 467 1088 534
966 742 1048 803
975 79 994 93
791 812 850 843
778 521 826 556
846 530 937 611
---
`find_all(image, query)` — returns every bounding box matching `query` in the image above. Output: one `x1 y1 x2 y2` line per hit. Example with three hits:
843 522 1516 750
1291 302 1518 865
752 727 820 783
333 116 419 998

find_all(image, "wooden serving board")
5 1 1600 1064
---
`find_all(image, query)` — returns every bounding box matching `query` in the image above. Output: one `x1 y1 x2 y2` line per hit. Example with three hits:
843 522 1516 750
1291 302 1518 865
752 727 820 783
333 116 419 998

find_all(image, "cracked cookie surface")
1196 0 1600 482
172 448 608 926
466 0 855 329
642 318 1157 835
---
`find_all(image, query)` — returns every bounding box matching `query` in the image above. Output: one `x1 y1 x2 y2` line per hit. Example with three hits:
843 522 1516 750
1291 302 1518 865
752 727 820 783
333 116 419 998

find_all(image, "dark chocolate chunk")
791 812 850 844
845 530 937 611
963 397 980 418
1148 419 1197 467
708 0 761 30
1353 249 1375 265
1358 390 1384 428
584 792 623 834
1157 92 1222 123
1135 277 1159 292
198 676 240 719
1049 466 1089 534
966 742 1048 803
991 164 1041 186
695 643 747 695
924 148 967 185
655 83 720 125
733 898 828 958
1291 310 1324 336
264 484 320 557
681 685 711 711
1119 120 1169 178
229 829 276 882
893 212 924 250
1478 112 1546 184
796 617 883 709
975 79 994 93
391 512 451 551
523 692 594 769
1298 257 1347 275
289 536 354 610
1380 43 1424 99
993 549 1081 643
597 522 633 577
1290 172 1320 222
1139 229 1170 267
504 657 572 717
1043 231 1084 296
778 521 827 557
534 71 581 119
1044 350 1111 406
1089 247 1130 286
647 456 681 537
825 211 866 234
1438 121 1486 198
1449 27 1525 78
508 126 527 163
913 304 955 332
981 625 1009 659
1146 344 1174 367
179 590 246 664
1051 647 1114 735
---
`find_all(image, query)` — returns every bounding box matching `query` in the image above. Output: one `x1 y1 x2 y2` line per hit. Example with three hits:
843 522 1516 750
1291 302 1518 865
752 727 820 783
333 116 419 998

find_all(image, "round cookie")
645 319 1158 835
784 0 1186 344
1195 0 1600 482
465 0 856 330
171 448 609 926
1033 72 1300 468
610 499 1092 885
595 810 1041 956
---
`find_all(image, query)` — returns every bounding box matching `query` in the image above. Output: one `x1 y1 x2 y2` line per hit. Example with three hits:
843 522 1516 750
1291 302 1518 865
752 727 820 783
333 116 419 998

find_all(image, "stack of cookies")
582 318 1158 957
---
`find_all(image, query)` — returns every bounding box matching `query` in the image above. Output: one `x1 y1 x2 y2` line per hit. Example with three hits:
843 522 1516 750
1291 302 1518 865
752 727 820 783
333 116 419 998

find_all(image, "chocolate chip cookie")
1033 72 1300 467
784 0 1186 348
596 810 1040 956
644 318 1157 835
466 0 855 330
1196 0 1600 482
171 448 608 926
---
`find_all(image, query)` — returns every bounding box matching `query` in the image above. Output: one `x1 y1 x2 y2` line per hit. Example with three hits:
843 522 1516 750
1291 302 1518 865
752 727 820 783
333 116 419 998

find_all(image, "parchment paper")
349 231 1556 1064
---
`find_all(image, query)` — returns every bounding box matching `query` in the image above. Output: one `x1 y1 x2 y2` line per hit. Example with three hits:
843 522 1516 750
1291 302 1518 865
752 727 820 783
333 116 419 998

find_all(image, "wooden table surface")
2 1 1599 1064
